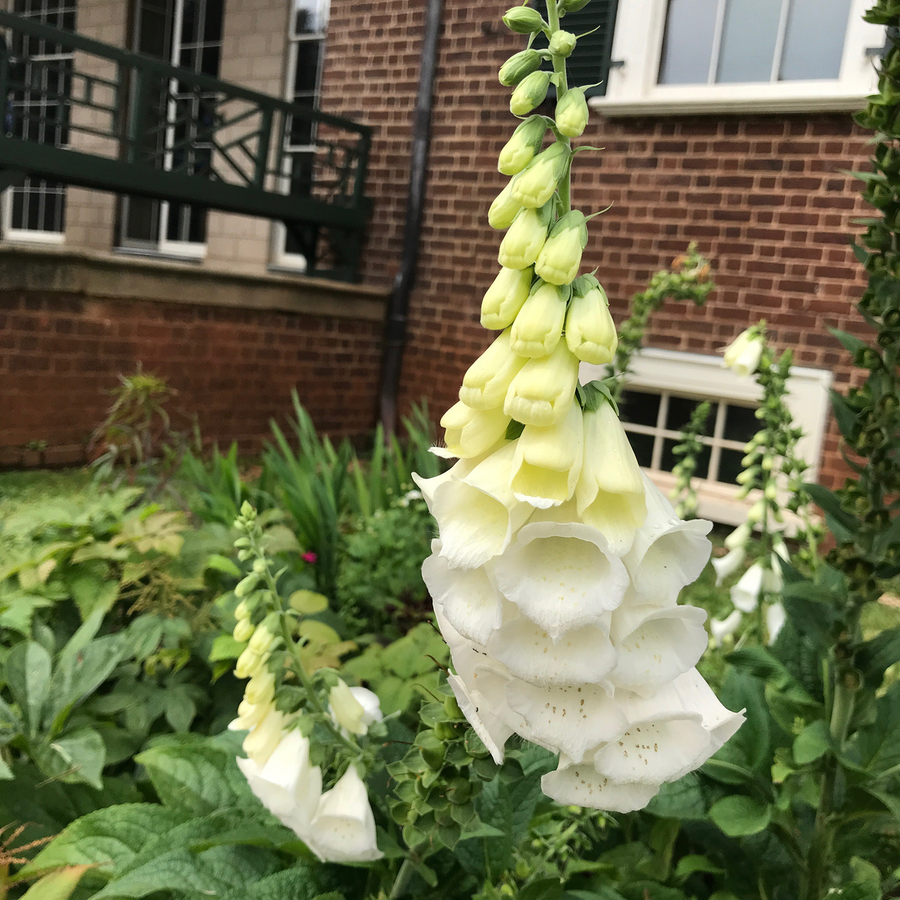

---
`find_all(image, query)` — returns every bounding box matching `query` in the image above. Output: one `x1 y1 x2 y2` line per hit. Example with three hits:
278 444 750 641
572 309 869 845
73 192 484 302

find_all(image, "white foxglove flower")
439 401 510 459
711 609 743 646
410 454 486 510
624 473 712 602
306 766 383 863
712 546 746 585
575 403 647 556
511 402 584 508
766 602 786 644
242 706 290 767
565 278 618 365
493 517 629 639
245 670 276 706
230 697 269 731
730 563 764 612
608 603 709 696
481 266 533 328
670 668 746 754
429 442 534 568
542 756 661 813
724 521 751 551
236 729 322 837
448 674 514 766
459 329 528 409
510 281 567 357
423 547 503 645
722 328 764 378
504 340 579 427
329 680 383 736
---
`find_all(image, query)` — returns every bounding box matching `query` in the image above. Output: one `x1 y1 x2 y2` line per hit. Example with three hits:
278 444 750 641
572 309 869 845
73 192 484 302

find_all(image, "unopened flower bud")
560 0 591 11
235 600 251 621
440 401 510 458
498 115 548 175
510 70 551 115
511 281 567 357
534 209 588 284
481 266 534 328
460 329 528 408
736 467 758 486
511 143 569 208
498 203 552 269
329 680 383 736
555 87 589 138
245 669 276 706
565 275 618 364
765 483 778 501
499 49 543 86
502 5 545 33
488 179 524 229
747 498 766 524
549 30 576 57
504 340 579 426
724 522 751 550
249 623 277 655
722 328 765 377
233 617 255 643
235 646 261 679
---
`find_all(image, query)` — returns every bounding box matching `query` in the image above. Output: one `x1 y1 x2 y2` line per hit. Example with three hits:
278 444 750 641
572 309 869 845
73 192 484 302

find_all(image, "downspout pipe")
378 0 444 436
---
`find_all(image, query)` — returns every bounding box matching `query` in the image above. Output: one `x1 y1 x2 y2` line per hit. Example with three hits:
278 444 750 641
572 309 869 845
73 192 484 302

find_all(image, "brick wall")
321 0 874 490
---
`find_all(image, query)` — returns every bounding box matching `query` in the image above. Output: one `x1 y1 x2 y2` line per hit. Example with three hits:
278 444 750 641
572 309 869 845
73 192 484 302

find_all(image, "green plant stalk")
389 858 415 899
545 0 572 216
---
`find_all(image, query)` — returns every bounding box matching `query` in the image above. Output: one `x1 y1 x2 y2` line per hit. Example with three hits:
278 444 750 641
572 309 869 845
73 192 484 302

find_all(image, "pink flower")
302 552 318 565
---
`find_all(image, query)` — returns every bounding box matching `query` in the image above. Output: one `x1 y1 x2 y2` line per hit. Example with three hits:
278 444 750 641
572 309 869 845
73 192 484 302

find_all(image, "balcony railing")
0 10 373 281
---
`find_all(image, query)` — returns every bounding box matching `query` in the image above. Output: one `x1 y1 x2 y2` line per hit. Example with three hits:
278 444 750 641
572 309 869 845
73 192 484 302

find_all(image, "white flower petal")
541 757 660 812
712 546 746 585
349 687 383 729
506 679 627 762
766 602 786 645
494 519 629 639
608 603 709 696
669 668 746 752
423 552 504 645
731 563 764 612
711 609 743 646
448 673 514 765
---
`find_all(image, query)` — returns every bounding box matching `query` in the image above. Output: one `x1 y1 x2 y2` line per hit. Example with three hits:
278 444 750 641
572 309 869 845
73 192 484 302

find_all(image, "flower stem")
389 858 415 899
545 0 572 215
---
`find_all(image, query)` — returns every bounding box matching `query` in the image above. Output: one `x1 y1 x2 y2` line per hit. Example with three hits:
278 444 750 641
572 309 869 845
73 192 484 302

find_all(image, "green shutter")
534 0 620 98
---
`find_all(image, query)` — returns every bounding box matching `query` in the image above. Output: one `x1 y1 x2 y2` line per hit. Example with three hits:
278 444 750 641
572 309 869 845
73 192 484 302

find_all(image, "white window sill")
3 230 65 245
114 246 205 265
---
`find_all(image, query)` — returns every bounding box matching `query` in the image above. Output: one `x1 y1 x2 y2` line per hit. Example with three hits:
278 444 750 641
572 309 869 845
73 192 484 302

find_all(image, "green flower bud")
565 275 617 364
560 0 591 11
510 70 551 116
502 5 545 34
510 281 567 357
511 142 569 208
534 209 588 284
481 266 534 328
499 49 543 86
498 115 548 175
555 87 589 137
549 30 577 57
488 179 523 229
498 201 553 269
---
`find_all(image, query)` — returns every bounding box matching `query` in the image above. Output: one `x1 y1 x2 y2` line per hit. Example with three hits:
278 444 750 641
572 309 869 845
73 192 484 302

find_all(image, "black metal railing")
0 10 373 280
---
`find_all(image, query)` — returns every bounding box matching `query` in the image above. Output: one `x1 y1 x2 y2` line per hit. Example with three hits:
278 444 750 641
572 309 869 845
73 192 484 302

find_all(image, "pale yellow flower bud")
504 340 579 426
243 706 287 767
249 623 277 655
510 282 567 357
481 266 534 329
488 180 523 230
510 70 550 116
233 618 255 643
511 143 569 209
555 87 589 138
722 328 764 377
440 400 511 458
235 600 251 620
460 329 528 409
329 680 367 735
245 669 276 706
565 276 618 364
498 204 551 269
534 210 588 285
235 646 261 679
498 115 549 176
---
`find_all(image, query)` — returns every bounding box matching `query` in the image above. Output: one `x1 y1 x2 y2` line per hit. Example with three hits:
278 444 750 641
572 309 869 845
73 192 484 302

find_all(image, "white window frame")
591 0 884 116
580 348 833 526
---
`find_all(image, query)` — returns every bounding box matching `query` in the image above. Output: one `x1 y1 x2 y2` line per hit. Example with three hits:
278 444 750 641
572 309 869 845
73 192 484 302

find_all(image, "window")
580 349 832 526
2 0 76 242
589 0 883 114
119 0 225 257
271 0 328 271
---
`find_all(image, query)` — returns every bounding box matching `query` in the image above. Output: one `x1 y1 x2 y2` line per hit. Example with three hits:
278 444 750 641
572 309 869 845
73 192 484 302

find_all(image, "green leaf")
709 795 772 837
707 668 771 778
218 868 328 900
206 554 242 578
19 866 92 900
857 627 900 691
830 389 860 443
35 726 106 789
803 482 859 544
829 327 869 357
136 737 254 816
855 682 900 775
70 567 120 621
5 641 52 734
674 854 724 879
646 773 707 820
124 616 164 660
289 590 329 614
210 634 245 662
793 720 832 765
22 804 185 879
0 757 12 779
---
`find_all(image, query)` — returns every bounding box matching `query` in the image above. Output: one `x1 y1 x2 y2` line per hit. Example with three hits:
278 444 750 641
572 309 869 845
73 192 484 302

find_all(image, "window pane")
658 0 718 85
619 390 661 428
661 439 711 480
722 403 759 444
717 0 783 83
294 43 322 94
780 0 850 80
294 0 328 35
717 448 745 485
627 432 655 469
665 395 702 432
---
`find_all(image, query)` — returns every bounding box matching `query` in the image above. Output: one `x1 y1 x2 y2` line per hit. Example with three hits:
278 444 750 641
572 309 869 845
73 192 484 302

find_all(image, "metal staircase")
0 10 373 281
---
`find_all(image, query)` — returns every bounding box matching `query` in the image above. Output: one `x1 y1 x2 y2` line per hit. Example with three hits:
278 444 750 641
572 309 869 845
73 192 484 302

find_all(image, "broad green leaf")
210 634 245 662
206 554 242 578
0 591 54 634
70 566 119 621
674 854 724 879
803 483 859 545
830 389 860 443
855 682 900 775
219 868 329 900
857 627 900 691
164 688 197 733
6 641 52 734
125 615 164 660
0 696 21 742
517 878 564 900
646 773 707 820
36 726 106 789
22 804 185 879
0 757 12 779
793 720 832 766
709 795 772 837
289 590 329 614
829 327 870 356
708 668 770 777
136 738 254 816
19 865 92 900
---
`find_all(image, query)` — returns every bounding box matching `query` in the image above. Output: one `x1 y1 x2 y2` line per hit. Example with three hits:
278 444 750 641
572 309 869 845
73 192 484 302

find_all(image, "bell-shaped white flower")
710 609 743 647
506 679 627 763
668 668 746 755
565 277 618 365
542 756 660 813
459 329 528 409
730 562 764 612
447 673 514 765
607 603 709 696
511 402 584 509
410 455 486 511
493 515 629 639
422 550 504 646
236 728 322 837
306 766 383 863
722 328 764 378
329 680 383 736
498 206 550 270
712 546 746 585
230 697 270 732
243 705 290 768
481 266 533 329
510 281 567 357
429 442 535 568
624 474 712 602
724 521 751 551
766 602 786 645
504 340 579 427
439 400 510 459
575 402 647 556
